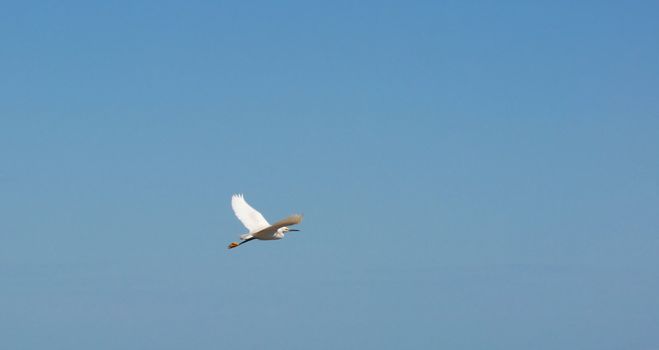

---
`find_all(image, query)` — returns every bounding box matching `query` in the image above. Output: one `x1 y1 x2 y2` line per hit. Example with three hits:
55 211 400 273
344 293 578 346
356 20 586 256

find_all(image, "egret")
227 194 303 249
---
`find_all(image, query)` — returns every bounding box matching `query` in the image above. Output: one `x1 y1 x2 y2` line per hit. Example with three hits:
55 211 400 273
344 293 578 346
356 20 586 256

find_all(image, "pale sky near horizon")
2 1 659 349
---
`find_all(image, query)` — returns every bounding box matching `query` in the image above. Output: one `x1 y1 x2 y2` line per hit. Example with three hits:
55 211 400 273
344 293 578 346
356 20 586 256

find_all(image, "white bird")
227 194 303 249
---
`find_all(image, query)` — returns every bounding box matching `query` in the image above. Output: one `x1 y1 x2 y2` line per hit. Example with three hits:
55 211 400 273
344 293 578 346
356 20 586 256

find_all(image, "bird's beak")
289 229 300 232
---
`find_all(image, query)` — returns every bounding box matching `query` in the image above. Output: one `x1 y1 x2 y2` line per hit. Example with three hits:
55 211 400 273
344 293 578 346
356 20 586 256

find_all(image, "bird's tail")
240 233 253 240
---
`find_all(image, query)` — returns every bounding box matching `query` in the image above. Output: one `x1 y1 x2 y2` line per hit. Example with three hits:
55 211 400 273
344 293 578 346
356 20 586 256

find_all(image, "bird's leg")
228 237 255 249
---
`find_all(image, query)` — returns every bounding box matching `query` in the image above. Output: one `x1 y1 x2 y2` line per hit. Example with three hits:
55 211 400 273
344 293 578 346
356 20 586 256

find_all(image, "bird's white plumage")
231 194 270 233
227 194 303 249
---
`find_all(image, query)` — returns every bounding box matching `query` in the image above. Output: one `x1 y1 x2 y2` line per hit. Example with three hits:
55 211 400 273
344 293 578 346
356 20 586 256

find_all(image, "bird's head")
280 227 300 234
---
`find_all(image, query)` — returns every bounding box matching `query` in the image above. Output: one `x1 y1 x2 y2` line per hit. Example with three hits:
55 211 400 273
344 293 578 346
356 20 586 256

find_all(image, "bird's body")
228 194 302 249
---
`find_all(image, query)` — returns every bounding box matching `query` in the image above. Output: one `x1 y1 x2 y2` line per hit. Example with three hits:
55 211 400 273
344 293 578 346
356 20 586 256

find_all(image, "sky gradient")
2 1 659 349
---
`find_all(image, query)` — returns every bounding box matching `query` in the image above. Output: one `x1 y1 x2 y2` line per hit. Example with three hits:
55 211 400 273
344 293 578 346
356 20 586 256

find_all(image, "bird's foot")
228 242 239 249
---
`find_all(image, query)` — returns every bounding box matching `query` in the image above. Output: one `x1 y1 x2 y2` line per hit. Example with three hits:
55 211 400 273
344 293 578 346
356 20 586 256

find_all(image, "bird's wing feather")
231 194 270 233
269 214 303 230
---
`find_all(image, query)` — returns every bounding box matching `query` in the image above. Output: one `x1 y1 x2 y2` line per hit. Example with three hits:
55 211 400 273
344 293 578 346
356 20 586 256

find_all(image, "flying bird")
227 194 303 249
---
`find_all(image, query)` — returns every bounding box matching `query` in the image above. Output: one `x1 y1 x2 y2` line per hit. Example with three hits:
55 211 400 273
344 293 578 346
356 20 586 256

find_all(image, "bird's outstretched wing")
270 214 303 230
231 194 270 233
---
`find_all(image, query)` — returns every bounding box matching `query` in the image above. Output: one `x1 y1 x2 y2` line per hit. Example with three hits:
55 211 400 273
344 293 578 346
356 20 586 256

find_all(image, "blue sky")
2 1 659 349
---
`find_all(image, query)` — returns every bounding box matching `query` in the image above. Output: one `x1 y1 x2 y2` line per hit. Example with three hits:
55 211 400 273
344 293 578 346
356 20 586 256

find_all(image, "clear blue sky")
2 1 659 349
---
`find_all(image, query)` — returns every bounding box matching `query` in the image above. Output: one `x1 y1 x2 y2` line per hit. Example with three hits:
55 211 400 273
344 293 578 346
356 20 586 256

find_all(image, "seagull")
227 194 303 249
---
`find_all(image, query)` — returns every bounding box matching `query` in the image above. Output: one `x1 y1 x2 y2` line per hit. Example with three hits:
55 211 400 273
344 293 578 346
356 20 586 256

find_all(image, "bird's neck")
274 228 286 239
